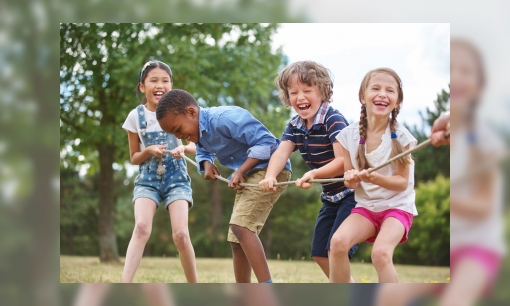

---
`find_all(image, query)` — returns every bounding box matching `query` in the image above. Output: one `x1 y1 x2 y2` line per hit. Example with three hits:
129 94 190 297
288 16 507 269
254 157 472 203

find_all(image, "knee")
230 242 243 253
371 246 393 268
230 224 244 241
133 221 151 240
329 233 352 257
172 230 190 249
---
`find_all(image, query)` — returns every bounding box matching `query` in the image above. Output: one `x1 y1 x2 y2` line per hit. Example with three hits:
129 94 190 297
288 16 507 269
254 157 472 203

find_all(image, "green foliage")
407 88 450 183
353 175 450 266
60 23 289 171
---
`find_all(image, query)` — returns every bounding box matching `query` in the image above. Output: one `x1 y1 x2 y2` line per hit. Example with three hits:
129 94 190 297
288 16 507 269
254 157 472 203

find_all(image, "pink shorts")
351 207 413 244
450 246 502 289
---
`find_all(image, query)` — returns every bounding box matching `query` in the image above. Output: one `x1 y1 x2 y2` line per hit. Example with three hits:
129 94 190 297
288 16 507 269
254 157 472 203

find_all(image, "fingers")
431 114 450 133
259 178 277 191
229 175 245 190
295 180 312 189
430 131 449 147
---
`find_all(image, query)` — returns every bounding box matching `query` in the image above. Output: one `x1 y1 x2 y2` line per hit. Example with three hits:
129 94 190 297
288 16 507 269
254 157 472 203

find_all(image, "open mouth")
297 103 311 111
374 101 389 107
154 91 165 99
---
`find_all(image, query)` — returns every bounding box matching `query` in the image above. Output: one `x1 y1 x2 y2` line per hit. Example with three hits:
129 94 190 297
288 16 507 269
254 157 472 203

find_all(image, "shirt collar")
198 107 209 140
289 102 330 129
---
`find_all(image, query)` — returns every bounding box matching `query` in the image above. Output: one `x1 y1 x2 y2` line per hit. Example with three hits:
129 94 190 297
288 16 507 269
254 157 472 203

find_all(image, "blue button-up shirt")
195 106 291 178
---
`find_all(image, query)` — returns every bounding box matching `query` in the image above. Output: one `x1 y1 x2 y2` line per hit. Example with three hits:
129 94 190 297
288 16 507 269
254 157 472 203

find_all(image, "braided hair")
356 68 411 169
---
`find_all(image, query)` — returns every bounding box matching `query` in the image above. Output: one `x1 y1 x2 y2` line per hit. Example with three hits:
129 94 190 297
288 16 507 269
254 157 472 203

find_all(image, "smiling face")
139 67 172 110
158 106 200 143
361 72 400 119
287 74 324 128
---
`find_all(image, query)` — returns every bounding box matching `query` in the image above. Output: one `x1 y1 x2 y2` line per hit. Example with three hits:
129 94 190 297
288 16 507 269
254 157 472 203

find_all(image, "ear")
187 106 198 118
139 83 145 93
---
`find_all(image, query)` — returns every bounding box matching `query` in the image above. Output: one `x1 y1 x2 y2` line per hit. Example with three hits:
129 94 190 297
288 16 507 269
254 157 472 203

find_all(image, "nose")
297 92 305 100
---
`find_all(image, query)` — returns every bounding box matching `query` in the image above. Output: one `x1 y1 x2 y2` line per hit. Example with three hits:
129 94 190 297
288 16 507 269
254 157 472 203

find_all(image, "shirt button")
213 153 216 156
304 136 308 139
231 157 234 160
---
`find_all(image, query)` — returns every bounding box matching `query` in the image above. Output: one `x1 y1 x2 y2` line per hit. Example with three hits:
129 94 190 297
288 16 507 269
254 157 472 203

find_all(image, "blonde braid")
356 104 371 169
390 106 411 167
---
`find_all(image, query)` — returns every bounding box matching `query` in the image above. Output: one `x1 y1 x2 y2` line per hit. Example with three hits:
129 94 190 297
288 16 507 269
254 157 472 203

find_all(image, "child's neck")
366 114 390 135
145 102 157 112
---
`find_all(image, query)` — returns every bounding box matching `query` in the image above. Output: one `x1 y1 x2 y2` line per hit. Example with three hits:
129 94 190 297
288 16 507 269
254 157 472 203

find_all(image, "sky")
271 23 450 130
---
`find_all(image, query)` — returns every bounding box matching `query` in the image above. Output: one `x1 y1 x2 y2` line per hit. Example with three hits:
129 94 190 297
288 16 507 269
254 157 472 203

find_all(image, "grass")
60 255 450 283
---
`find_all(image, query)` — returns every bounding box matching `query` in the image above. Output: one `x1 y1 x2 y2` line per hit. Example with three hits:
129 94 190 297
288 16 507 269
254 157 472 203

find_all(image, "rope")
165 130 450 189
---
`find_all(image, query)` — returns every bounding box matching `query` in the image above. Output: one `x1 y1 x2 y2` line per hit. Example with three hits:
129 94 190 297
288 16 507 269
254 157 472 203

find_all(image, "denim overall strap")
137 105 147 138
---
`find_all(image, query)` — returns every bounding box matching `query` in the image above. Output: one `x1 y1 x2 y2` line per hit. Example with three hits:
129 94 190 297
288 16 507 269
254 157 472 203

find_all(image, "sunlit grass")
60 256 450 283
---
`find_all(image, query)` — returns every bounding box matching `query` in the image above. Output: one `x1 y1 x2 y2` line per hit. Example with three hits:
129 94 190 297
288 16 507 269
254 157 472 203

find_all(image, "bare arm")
357 144 411 192
296 141 345 189
127 131 166 165
342 145 360 189
259 141 295 191
230 157 261 190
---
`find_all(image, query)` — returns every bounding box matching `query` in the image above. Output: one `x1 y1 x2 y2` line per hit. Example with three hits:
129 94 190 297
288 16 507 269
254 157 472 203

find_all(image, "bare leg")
230 224 271 283
439 258 488 306
73 284 111 306
230 242 252 283
122 198 157 283
167 200 197 283
329 214 376 282
141 284 175 306
314 255 355 282
313 256 330 277
371 218 405 283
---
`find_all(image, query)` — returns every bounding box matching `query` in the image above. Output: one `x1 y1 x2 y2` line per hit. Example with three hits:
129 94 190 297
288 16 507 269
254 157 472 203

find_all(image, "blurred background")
1 0 508 305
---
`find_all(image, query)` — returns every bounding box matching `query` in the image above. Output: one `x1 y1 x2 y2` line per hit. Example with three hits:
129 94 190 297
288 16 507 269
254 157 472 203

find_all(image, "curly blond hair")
274 61 333 107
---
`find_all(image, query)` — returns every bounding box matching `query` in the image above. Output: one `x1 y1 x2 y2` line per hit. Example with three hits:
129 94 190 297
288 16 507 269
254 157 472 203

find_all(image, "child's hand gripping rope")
164 130 450 189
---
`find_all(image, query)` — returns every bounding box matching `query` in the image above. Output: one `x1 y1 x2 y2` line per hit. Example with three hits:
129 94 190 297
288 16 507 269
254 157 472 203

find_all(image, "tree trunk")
97 143 120 262
211 179 222 257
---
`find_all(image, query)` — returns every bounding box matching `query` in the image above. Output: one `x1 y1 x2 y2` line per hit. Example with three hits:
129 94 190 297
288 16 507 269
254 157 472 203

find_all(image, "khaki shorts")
227 168 291 243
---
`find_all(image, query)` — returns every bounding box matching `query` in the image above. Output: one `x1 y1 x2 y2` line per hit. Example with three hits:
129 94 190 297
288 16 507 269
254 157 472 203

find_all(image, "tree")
60 23 290 262
407 88 450 183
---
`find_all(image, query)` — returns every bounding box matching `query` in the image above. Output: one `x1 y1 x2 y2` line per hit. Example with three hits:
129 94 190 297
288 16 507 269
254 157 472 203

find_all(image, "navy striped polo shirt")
281 102 353 202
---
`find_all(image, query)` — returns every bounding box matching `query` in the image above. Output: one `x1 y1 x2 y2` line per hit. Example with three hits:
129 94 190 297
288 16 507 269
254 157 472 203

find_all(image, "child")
259 61 358 281
330 67 417 283
121 60 198 283
156 89 292 283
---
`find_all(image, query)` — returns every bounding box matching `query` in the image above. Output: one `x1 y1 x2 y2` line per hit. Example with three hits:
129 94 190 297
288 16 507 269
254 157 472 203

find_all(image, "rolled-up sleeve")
195 146 215 173
246 145 272 160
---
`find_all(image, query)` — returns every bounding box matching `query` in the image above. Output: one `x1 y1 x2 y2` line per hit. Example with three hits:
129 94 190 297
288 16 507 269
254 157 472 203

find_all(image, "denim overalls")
132 105 193 210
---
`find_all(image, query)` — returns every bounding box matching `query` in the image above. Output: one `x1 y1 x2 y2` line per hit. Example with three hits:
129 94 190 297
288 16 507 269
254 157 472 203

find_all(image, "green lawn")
60 255 450 283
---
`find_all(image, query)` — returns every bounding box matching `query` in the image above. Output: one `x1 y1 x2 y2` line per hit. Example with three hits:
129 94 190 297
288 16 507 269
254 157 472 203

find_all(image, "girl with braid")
329 68 417 283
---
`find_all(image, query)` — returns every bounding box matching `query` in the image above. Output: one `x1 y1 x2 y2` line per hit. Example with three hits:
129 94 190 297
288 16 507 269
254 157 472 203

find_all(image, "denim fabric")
132 105 193 209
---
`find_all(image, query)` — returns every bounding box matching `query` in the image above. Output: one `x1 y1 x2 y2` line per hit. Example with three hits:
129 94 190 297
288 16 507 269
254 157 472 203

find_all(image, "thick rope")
165 130 450 188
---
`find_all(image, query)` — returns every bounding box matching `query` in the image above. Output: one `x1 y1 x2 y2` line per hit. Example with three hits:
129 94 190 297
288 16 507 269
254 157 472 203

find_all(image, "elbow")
395 180 408 192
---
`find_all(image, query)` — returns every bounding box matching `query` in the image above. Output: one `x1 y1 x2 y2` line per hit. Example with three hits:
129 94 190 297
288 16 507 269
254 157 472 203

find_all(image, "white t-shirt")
337 121 418 216
450 124 506 255
122 105 182 150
